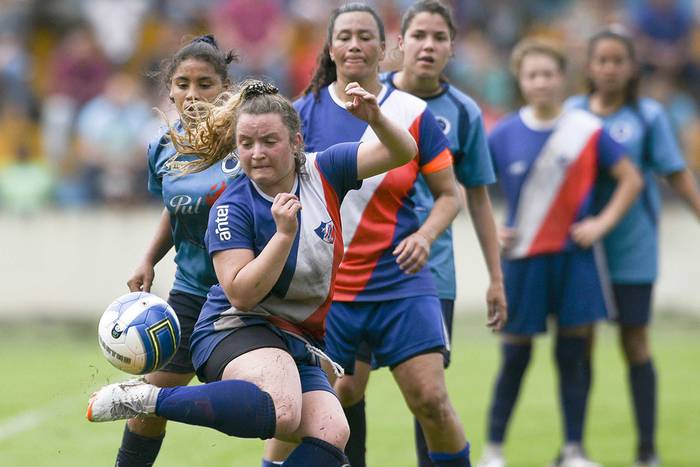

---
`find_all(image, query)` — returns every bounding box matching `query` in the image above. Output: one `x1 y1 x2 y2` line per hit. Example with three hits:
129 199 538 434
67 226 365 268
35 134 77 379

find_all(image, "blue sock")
414 418 433 467
487 342 532 442
555 335 588 442
630 359 656 459
116 424 164 466
343 398 366 467
428 444 470 467
155 380 276 439
283 437 349 467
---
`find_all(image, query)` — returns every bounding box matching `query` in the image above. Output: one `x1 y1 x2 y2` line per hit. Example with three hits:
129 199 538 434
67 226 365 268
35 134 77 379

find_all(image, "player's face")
399 12 452 81
236 113 300 195
518 53 564 110
588 38 634 97
170 58 225 117
329 11 385 83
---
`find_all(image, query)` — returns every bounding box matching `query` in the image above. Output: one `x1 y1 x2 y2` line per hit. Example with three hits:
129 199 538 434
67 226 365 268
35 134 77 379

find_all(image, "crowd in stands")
1 0 699 213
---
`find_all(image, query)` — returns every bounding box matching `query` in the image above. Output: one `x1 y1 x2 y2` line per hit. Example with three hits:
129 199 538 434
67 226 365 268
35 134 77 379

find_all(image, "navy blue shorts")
355 299 454 368
325 295 447 375
611 283 654 327
159 291 205 374
196 324 334 395
502 248 609 336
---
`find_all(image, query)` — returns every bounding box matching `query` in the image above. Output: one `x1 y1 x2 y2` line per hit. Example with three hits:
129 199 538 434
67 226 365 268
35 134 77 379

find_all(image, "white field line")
0 409 46 441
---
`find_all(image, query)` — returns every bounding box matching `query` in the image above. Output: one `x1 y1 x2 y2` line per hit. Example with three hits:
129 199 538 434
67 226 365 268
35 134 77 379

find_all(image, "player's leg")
415 299 455 467
613 283 657 464
551 249 606 466
478 257 545 467
392 352 470 466
115 291 201 466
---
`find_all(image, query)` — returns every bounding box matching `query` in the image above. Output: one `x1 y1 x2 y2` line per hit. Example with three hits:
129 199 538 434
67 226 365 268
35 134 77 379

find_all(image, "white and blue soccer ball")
98 291 181 375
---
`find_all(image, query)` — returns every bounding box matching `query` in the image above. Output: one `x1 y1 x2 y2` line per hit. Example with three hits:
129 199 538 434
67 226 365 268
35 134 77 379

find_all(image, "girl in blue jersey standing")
88 79 420 467
116 35 239 467
335 2 507 466
477 38 642 467
568 28 700 467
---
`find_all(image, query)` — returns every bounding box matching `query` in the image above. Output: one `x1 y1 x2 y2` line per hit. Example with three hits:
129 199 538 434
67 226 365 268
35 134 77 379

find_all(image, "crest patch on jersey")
314 220 335 244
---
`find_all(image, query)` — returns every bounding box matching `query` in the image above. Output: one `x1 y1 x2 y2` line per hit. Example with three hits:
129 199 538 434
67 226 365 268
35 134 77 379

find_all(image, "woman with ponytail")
114 34 239 467
87 78 419 467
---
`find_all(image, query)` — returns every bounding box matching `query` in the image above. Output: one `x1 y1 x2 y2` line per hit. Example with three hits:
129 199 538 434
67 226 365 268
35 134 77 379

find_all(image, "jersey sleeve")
597 128 626 170
454 112 496 187
412 108 453 175
315 142 363 199
647 108 686 175
206 195 255 256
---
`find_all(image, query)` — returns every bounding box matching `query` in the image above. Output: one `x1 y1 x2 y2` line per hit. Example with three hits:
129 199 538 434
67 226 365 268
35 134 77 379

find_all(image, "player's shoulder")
490 111 522 136
441 84 482 118
564 94 588 110
383 86 428 113
147 126 177 164
637 97 665 123
212 173 251 211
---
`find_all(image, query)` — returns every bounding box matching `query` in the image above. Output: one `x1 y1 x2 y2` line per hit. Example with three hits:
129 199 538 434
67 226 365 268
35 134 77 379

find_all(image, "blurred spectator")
74 72 154 205
0 143 54 215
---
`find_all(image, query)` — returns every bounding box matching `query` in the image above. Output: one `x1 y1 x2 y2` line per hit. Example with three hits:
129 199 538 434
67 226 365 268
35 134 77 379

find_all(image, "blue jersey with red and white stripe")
192 143 361 354
489 107 625 259
294 84 453 301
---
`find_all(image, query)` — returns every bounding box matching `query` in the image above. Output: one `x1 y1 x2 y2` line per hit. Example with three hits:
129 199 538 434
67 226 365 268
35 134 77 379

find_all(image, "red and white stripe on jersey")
333 89 452 301
508 109 603 259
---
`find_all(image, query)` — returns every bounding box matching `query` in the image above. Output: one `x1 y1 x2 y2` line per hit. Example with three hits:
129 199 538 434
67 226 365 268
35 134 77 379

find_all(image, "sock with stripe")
428 444 471 467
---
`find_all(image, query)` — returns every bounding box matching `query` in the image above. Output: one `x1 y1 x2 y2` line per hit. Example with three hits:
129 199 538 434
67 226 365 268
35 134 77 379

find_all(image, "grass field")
1 312 698 466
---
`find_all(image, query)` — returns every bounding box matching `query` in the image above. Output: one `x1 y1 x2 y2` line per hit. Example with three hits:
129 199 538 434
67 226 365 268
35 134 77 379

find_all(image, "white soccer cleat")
477 444 506 467
86 378 159 422
633 456 660 467
549 446 602 467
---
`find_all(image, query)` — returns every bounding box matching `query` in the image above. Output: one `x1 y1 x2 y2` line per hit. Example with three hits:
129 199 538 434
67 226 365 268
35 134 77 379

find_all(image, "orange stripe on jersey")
333 160 420 301
420 148 453 175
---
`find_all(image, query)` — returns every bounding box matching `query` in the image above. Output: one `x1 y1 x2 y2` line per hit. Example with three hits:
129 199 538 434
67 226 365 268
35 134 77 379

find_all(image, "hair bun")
241 80 279 98
193 34 218 48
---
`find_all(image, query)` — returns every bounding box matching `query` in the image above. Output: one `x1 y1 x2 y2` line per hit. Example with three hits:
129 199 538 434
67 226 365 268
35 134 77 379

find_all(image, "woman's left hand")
393 232 431 274
344 82 380 124
570 216 608 248
486 280 508 332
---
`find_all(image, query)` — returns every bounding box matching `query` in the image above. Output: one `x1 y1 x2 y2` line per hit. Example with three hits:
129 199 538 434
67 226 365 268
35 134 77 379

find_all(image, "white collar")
251 174 299 202
327 81 388 109
519 106 564 131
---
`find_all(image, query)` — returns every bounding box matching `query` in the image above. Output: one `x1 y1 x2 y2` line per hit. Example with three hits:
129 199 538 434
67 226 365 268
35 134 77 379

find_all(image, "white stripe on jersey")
509 109 601 259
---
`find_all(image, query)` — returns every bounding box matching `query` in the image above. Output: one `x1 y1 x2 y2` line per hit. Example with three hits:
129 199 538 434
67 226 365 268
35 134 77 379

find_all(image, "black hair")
586 27 639 106
304 3 385 98
400 0 456 40
156 34 237 90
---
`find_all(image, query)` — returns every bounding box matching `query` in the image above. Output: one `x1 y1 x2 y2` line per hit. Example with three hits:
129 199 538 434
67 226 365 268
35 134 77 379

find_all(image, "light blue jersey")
566 96 686 283
147 125 241 296
382 72 496 299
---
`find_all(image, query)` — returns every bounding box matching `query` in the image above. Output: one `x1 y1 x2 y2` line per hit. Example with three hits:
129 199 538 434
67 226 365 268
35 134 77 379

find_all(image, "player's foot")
477 444 506 467
633 454 660 467
86 378 159 422
549 445 602 467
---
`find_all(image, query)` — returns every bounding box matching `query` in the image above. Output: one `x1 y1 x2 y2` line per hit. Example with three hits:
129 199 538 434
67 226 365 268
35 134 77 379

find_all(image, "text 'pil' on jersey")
190 142 362 368
294 84 453 302
488 107 626 259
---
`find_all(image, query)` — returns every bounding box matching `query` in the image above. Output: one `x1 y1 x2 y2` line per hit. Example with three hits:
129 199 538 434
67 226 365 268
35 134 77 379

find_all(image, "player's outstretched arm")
571 157 643 247
127 208 174 293
341 82 417 179
667 168 700 220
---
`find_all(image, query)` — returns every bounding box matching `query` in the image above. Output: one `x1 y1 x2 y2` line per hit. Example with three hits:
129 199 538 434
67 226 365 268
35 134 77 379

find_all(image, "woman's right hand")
127 262 155 292
498 226 518 252
271 193 301 236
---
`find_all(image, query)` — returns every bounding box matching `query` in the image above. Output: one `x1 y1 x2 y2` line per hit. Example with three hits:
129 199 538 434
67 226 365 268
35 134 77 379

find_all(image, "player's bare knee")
273 403 302 437
335 380 365 407
407 385 452 425
127 414 167 437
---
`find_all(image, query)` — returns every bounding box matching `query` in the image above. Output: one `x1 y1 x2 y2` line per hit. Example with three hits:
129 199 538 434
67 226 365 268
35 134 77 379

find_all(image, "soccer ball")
98 291 181 375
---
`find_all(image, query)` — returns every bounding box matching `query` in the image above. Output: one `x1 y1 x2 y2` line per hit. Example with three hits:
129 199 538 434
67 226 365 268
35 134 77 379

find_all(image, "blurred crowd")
1 0 699 213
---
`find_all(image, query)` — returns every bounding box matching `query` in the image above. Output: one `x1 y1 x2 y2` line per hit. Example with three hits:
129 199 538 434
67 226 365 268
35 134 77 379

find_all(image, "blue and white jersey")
295 84 452 302
382 72 496 299
489 107 625 258
191 143 361 363
148 124 241 297
566 96 686 283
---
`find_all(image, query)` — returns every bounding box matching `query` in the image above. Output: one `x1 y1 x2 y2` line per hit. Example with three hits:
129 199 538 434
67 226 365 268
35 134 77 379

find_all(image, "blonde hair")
161 80 305 174
510 37 567 77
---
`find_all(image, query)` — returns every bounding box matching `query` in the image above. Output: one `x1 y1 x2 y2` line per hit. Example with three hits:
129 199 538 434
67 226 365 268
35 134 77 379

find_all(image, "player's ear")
398 34 404 52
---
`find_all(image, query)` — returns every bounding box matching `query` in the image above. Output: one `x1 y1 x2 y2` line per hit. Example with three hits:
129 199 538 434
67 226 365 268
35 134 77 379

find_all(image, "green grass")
1 314 699 466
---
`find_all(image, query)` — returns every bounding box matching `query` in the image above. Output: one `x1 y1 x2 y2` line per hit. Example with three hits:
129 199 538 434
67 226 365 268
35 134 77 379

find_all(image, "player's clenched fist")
271 192 301 236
